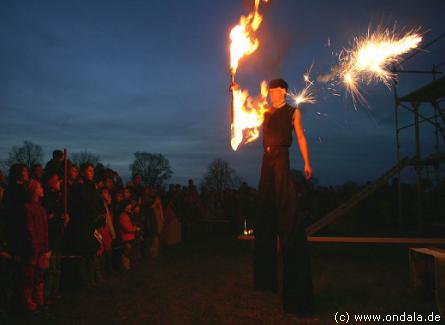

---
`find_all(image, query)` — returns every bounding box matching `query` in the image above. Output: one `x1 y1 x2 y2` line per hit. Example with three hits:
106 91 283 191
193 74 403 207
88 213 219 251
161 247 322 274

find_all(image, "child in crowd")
118 200 139 270
23 180 50 312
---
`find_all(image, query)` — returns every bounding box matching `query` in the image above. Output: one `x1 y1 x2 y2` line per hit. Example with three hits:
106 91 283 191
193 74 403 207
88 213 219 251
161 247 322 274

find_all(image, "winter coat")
24 202 48 258
72 179 105 254
119 212 137 242
2 183 29 256
42 189 64 250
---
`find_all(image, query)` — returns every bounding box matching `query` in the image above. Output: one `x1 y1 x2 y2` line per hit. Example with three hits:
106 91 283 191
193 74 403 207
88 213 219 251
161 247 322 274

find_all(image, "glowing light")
229 0 269 151
339 27 422 104
231 81 269 150
288 66 317 106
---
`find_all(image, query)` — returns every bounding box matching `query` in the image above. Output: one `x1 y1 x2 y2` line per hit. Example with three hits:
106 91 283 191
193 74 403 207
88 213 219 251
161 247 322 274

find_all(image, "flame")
229 0 269 151
339 27 422 104
230 0 268 74
231 81 269 151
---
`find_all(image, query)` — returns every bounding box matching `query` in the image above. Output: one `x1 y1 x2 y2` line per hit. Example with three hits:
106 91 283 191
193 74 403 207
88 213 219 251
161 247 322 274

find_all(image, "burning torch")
228 0 268 151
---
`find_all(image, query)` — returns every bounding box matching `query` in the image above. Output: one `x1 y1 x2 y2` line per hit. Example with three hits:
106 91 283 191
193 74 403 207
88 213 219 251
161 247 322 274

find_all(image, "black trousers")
254 147 314 314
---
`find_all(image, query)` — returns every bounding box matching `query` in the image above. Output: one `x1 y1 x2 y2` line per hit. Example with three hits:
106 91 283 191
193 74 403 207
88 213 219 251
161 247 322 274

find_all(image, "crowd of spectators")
0 149 260 316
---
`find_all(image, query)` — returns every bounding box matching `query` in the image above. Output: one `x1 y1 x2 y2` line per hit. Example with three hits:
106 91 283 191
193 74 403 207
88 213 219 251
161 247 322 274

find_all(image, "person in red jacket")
97 188 116 279
118 200 139 270
23 179 49 312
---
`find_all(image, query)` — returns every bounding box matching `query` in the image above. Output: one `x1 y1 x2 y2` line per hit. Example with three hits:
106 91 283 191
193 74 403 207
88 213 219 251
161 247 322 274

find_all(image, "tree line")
0 141 244 192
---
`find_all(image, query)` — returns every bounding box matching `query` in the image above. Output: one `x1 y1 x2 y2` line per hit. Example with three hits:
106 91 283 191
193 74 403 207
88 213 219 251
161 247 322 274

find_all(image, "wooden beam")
307 236 445 244
237 235 445 245
306 157 410 236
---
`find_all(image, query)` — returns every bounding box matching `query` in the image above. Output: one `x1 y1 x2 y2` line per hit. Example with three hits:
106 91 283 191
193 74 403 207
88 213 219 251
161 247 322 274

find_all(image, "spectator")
23 180 49 311
187 179 197 194
161 197 181 246
0 171 13 318
42 173 68 303
104 177 115 197
44 150 64 178
68 164 79 186
113 190 124 225
133 198 144 264
118 200 139 270
98 188 116 277
31 164 44 182
64 164 80 254
74 163 105 288
123 187 132 201
2 164 30 259
130 174 144 201
140 188 155 258
143 188 164 258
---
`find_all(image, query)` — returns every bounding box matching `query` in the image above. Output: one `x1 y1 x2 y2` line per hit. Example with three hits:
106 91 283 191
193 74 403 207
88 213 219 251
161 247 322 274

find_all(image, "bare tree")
2 140 44 170
201 159 242 193
71 149 101 167
130 152 173 188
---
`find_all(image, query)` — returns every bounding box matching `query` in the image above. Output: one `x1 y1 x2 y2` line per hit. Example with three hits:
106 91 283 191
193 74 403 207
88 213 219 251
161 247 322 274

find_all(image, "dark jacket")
44 159 64 178
42 189 64 250
2 182 29 256
73 179 105 254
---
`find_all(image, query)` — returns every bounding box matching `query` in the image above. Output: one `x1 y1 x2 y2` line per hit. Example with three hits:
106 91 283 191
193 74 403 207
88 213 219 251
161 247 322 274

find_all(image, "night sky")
1 0 444 186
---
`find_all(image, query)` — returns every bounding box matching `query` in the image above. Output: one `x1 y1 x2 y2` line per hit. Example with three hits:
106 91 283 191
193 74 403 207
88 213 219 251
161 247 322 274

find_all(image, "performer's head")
268 78 288 108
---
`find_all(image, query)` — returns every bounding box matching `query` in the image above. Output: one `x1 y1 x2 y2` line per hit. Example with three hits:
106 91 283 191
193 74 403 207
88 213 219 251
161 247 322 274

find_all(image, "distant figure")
75 163 105 288
98 188 116 277
118 200 139 270
44 150 64 178
31 164 44 182
254 78 315 315
131 174 144 201
42 172 68 302
2 164 30 259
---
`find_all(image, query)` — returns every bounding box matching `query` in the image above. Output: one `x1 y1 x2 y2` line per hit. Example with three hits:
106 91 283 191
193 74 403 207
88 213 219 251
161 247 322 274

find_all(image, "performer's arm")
293 109 312 179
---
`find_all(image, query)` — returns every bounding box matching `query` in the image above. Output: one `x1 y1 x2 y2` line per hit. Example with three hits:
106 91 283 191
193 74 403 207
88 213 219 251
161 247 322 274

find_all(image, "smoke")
317 66 341 83
255 22 295 78
235 0 311 80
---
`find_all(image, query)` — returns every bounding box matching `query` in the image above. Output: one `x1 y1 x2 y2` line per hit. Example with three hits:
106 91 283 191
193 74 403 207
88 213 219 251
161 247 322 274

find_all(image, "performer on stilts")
254 78 315 315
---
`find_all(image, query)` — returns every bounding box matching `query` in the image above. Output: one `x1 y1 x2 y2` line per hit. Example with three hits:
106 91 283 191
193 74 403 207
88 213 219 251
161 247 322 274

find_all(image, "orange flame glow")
230 0 268 75
229 0 269 151
231 81 269 151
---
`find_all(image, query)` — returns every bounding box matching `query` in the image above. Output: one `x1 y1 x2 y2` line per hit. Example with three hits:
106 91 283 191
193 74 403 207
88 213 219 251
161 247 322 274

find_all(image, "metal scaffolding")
393 33 445 233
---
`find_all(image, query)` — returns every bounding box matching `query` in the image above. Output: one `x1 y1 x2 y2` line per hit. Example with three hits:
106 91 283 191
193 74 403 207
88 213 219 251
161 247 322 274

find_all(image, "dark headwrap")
268 78 288 90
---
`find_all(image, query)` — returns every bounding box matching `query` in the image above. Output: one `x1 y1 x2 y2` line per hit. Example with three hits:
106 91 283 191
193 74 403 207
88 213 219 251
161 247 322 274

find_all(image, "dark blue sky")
1 0 444 186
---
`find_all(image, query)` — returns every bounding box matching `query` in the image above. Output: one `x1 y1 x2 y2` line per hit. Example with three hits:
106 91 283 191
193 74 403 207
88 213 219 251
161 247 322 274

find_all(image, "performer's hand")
304 164 313 180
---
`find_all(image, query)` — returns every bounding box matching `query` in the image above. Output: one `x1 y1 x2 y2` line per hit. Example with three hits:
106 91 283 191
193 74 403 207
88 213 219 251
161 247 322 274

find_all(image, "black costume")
254 103 314 314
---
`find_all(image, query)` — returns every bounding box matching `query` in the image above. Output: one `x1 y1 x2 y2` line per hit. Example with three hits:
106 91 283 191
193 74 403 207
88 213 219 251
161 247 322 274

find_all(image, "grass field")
10 235 440 324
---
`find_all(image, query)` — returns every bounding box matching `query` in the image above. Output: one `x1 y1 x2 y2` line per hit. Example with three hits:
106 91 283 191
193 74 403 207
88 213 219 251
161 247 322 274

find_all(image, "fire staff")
254 78 315 315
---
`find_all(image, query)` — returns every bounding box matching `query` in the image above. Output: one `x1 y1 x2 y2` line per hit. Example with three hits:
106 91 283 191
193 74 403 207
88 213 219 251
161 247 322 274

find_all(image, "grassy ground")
8 235 439 324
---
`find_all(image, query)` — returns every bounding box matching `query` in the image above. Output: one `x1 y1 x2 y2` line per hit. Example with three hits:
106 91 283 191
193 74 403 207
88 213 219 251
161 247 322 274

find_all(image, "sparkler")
229 0 269 151
288 66 317 106
338 27 422 105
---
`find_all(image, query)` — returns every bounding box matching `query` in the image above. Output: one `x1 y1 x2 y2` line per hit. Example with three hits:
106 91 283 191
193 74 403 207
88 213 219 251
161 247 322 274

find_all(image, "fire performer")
254 78 314 315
